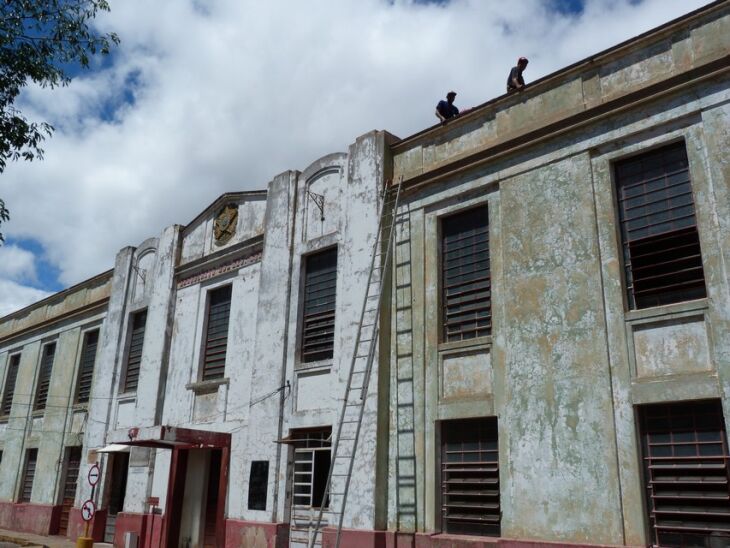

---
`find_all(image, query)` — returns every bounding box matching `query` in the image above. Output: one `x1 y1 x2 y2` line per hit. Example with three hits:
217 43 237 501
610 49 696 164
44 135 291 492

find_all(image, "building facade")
0 2 729 547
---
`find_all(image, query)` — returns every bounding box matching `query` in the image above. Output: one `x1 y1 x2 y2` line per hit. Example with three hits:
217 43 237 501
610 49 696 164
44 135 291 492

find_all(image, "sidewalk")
0 529 78 548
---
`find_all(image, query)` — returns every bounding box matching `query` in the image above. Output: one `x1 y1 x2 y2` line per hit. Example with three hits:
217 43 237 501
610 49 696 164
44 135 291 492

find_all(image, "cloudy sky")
0 0 714 316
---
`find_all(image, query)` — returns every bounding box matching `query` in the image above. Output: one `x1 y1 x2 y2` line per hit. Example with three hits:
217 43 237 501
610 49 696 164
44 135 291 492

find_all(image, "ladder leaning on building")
305 177 403 548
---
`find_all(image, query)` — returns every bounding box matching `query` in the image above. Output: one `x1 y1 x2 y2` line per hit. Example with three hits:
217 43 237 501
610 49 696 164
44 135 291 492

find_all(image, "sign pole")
77 462 100 548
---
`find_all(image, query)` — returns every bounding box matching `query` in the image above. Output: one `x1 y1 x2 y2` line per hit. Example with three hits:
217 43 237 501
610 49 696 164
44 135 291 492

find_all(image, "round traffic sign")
81 499 96 522
87 464 100 486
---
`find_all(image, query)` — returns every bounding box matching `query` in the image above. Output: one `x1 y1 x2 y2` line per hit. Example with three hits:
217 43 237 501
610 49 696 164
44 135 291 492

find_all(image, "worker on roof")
435 91 459 122
507 57 529 93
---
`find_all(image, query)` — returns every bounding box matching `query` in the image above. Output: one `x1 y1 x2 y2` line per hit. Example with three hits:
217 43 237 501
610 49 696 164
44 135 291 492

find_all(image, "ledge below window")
186 377 229 394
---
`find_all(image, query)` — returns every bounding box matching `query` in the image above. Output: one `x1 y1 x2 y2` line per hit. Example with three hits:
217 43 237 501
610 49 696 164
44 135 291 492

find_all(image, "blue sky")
0 0 714 316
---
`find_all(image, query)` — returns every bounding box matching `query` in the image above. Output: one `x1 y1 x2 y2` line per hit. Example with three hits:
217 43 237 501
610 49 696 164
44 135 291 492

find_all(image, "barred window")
19 448 37 503
34 343 56 411
615 142 706 309
122 310 147 393
639 400 730 546
301 248 337 363
201 285 232 381
442 206 491 342
441 417 500 537
75 330 99 404
1 353 21 416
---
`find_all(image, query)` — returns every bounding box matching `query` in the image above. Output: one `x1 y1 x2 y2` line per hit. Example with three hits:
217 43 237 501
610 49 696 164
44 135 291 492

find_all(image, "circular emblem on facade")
214 204 238 246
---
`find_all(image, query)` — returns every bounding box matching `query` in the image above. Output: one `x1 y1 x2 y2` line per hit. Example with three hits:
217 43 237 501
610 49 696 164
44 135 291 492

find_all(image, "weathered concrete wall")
0 274 108 534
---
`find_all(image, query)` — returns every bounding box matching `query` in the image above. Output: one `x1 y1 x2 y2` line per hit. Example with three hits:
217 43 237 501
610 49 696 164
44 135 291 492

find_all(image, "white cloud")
0 0 714 314
0 245 38 282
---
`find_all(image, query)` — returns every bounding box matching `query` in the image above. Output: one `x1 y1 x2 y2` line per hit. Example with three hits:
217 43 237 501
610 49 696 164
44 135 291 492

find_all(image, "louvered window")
34 343 56 411
615 143 706 309
75 330 99 404
1 353 21 416
202 285 232 381
123 310 147 393
640 400 730 546
19 448 37 503
442 206 491 342
441 417 500 537
301 248 337 363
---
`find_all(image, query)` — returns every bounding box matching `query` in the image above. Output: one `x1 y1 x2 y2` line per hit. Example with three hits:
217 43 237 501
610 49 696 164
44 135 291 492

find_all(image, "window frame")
74 328 100 405
120 308 147 394
439 205 492 344
199 283 233 382
298 246 338 365
612 140 707 311
33 341 57 412
1 352 22 417
439 416 501 537
18 448 38 503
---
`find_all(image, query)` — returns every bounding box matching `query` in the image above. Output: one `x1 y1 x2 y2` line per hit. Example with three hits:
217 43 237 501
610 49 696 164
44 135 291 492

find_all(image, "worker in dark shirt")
435 91 459 122
507 57 529 93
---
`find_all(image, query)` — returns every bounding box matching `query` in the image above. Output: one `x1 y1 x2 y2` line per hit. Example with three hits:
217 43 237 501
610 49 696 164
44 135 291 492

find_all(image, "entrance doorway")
288 428 332 548
105 452 130 543
168 448 225 548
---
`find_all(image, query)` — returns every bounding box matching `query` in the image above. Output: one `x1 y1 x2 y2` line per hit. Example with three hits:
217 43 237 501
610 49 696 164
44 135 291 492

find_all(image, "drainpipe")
271 172 299 523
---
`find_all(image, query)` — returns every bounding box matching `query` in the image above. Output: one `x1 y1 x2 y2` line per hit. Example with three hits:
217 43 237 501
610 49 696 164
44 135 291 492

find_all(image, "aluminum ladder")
308 177 403 548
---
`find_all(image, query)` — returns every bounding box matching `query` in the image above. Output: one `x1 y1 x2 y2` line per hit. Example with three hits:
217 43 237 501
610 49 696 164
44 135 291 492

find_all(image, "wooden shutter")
441 417 500 537
19 448 37 503
442 207 491 342
1 354 21 416
34 343 56 411
640 400 730 546
202 285 232 381
615 142 706 309
301 248 337 363
123 310 147 393
75 330 99 404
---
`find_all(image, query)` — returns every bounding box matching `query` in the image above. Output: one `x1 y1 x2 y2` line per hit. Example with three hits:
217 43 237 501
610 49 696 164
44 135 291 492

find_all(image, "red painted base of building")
0 501 61 535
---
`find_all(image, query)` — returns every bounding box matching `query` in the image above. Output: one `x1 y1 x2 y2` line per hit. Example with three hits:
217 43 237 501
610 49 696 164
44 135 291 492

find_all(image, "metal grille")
34 343 56 411
75 330 99 404
1 354 21 416
442 206 491 342
290 429 332 547
19 448 37 503
441 417 500 537
202 285 232 381
615 142 706 309
123 310 147 393
639 400 730 547
301 248 337 363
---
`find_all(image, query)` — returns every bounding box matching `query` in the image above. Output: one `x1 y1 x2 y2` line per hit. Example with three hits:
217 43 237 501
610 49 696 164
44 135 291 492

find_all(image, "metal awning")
96 443 131 453
106 425 231 449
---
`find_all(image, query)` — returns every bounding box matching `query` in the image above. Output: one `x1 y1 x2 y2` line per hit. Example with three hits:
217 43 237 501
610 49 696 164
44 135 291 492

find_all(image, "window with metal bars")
301 248 337 363
441 417 500 537
639 400 730 547
1 353 21 416
19 448 37 503
34 343 56 411
291 428 331 509
122 310 147 393
441 206 491 342
615 142 706 309
75 330 99 404
201 285 232 381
